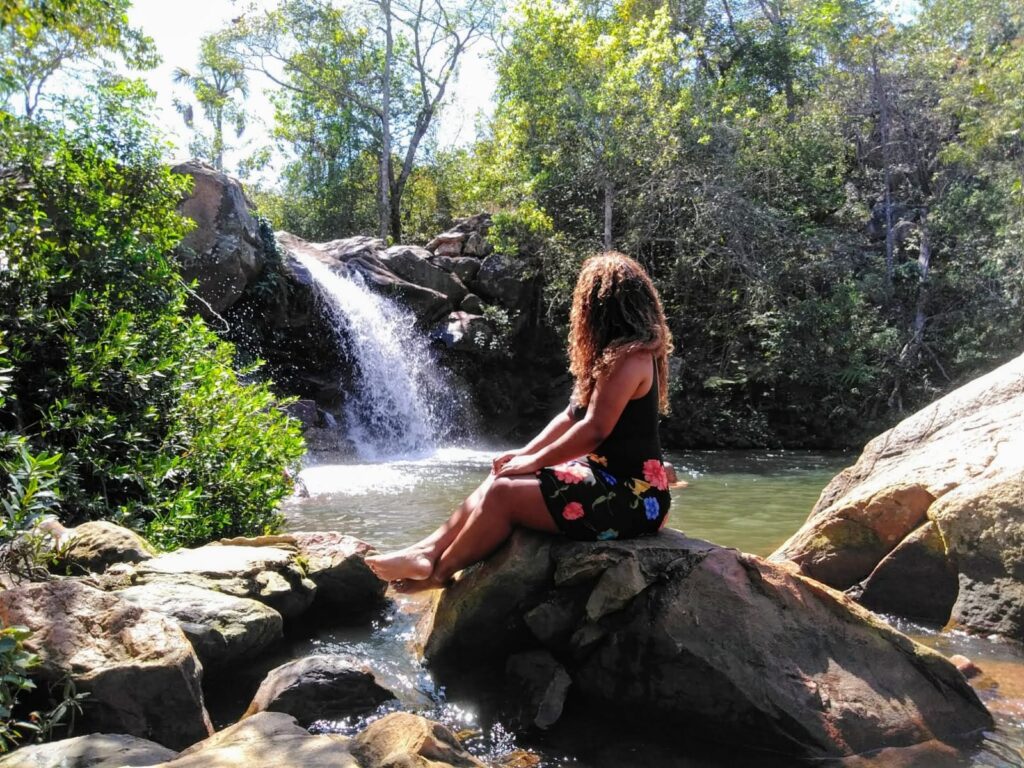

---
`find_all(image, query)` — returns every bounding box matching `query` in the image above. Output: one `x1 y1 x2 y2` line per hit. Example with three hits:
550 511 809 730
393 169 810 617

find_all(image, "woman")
366 251 673 590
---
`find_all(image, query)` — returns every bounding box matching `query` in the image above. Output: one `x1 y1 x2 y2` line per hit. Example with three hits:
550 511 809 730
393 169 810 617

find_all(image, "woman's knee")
481 477 516 515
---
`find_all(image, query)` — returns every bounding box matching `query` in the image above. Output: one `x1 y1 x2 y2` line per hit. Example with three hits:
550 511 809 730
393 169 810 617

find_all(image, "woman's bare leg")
396 476 556 592
366 473 496 581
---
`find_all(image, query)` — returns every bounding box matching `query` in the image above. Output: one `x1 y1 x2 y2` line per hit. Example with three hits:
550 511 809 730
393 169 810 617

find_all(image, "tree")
226 0 493 241
0 0 156 118
172 32 249 171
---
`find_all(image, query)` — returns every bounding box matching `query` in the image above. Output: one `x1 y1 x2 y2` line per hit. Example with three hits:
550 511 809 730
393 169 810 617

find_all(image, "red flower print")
642 459 669 491
562 502 585 520
554 463 594 485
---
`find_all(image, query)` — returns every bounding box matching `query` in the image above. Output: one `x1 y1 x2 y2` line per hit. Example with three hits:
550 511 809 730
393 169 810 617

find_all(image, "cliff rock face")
420 529 992 759
771 352 1024 637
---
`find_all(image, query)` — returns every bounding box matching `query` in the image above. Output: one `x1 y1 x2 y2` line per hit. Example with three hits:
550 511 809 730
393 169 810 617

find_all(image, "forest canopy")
1 0 1022 458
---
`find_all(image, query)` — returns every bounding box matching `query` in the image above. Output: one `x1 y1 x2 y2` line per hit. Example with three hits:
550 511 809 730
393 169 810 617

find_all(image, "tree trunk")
389 171 403 244
603 178 614 251
378 0 394 242
870 48 895 287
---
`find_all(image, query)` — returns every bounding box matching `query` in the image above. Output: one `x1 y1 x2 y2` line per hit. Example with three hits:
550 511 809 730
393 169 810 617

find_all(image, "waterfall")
293 251 467 460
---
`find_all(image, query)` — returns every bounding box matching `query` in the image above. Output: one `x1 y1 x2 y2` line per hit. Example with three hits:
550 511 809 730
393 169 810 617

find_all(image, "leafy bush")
0 91 304 550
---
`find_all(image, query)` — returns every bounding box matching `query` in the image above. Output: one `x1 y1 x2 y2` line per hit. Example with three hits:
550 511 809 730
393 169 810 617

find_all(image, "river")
277 449 1024 767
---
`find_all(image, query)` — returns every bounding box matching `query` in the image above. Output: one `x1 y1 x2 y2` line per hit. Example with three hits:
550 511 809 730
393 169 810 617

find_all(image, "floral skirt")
536 454 672 541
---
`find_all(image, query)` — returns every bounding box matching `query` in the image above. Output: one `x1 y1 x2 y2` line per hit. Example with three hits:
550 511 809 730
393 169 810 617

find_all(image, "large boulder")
770 352 1024 637
421 530 992 759
243 655 395 726
114 582 283 669
173 161 265 318
108 544 317 621
148 712 356 768
0 581 212 751
55 521 154 574
289 531 387 614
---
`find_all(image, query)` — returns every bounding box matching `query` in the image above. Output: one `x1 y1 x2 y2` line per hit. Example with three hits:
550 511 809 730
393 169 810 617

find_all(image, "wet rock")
114 582 283 669
422 530 992 759
56 521 154 574
285 399 320 430
0 580 212 750
505 650 571 730
381 245 468 304
459 293 485 314
0 734 176 768
153 712 356 768
173 161 265 318
243 655 395 726
855 521 959 625
118 544 316 620
949 655 981 679
290 531 386 614
772 352 1024 616
350 712 485 768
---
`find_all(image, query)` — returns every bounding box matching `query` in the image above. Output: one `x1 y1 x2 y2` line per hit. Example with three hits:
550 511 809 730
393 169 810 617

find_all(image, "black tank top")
570 357 663 478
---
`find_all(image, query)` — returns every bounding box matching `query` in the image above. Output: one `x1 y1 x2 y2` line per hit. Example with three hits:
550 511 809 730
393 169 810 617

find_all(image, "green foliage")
0 625 88 753
0 625 38 752
0 0 157 117
0 89 304 547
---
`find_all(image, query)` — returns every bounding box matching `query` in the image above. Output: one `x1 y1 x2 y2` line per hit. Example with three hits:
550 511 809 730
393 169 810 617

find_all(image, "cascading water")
294 251 469 460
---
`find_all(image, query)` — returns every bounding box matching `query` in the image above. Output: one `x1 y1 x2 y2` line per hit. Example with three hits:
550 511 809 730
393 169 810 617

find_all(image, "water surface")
283 448 1024 767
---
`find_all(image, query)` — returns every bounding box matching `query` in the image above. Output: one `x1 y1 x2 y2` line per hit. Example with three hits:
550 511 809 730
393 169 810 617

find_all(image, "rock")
771 352 1024 637
504 650 571 730
290 531 387 614
285 399 320 430
447 258 482 284
173 161 265 318
114 582 283 669
56 521 154 574
118 544 317 621
430 312 494 354
470 253 533 310
949 654 981 679
426 232 465 257
462 231 487 257
933 472 1024 639
854 521 959 625
0 734 176 768
459 293 485 314
277 233 452 325
421 530 992 759
381 245 468 304
0 580 212 750
152 712 356 768
349 712 485 768
243 655 395 726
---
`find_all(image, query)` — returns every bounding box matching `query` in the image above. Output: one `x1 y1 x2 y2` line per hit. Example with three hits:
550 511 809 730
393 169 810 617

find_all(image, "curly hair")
568 251 673 414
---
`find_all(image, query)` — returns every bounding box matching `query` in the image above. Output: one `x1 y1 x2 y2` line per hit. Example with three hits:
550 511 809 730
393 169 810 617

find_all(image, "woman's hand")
495 453 541 477
491 451 519 474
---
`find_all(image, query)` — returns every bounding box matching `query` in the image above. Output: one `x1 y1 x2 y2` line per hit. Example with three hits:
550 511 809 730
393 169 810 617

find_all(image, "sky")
128 0 498 173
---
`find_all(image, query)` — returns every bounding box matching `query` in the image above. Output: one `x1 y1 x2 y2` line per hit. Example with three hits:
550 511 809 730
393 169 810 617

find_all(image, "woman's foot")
365 547 434 582
392 574 451 594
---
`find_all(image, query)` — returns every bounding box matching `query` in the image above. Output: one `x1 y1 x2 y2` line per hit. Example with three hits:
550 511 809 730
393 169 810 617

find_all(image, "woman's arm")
492 406 575 473
497 352 650 476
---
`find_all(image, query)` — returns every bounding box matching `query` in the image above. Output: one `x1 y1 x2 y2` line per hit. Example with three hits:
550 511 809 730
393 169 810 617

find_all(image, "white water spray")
294 252 467 460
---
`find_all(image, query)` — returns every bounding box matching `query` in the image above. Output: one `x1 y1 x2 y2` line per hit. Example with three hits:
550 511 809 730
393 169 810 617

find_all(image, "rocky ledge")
770 351 1024 638
420 529 993 759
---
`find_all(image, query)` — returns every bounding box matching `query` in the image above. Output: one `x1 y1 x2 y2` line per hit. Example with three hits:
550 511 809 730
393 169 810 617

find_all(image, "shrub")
0 91 304 550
